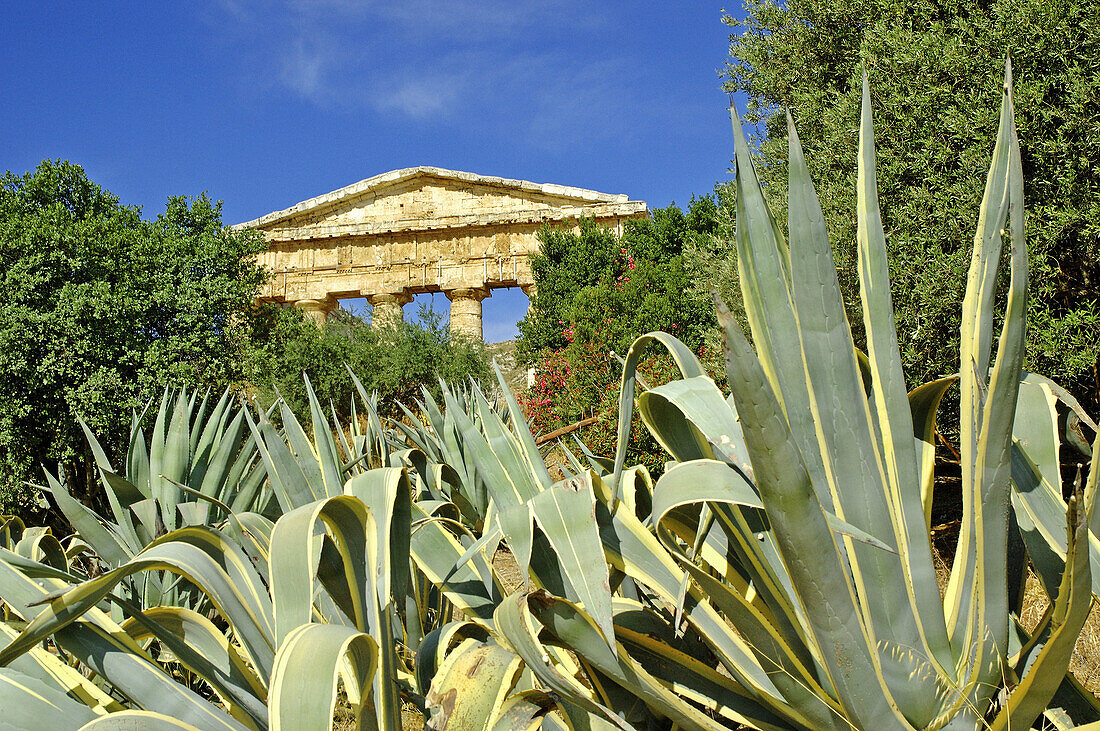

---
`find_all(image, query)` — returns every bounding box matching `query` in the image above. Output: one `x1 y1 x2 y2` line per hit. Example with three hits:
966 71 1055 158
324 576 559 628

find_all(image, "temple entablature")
234 167 648 339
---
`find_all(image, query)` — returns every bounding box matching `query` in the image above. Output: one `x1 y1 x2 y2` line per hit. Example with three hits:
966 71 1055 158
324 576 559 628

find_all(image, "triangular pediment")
236 167 635 235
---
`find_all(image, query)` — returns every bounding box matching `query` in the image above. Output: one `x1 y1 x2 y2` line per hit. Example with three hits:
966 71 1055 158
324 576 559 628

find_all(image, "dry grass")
1017 572 1100 694
932 533 1100 697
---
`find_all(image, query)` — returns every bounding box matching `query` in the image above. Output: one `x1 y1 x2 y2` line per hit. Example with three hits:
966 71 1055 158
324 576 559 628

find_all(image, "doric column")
520 283 537 315
446 287 490 340
294 297 337 326
367 289 412 327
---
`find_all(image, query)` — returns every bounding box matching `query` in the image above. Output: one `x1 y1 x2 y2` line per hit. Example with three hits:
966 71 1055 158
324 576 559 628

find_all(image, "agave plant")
439 62 1100 731
38 387 270 608
0 468 414 730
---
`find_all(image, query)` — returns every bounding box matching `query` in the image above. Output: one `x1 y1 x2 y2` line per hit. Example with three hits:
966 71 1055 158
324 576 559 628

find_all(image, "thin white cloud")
206 0 628 147
279 36 333 100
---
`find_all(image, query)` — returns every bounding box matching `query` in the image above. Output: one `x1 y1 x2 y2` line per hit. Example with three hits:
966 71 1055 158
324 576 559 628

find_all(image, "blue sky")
2 2 741 342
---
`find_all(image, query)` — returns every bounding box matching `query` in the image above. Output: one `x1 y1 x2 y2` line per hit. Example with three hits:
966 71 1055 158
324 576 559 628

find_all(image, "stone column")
520 283 537 315
294 297 337 326
367 290 412 327
446 287 489 340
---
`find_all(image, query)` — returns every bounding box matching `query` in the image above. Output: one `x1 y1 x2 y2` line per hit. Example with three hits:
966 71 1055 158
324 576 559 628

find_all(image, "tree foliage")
0 160 267 511
723 0 1100 410
244 303 492 421
515 201 723 472
517 199 720 364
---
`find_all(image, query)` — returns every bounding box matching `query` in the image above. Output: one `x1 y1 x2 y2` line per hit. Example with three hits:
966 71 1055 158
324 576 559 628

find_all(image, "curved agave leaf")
79 712 206 730
268 623 379 731
0 667 99 729
424 637 526 729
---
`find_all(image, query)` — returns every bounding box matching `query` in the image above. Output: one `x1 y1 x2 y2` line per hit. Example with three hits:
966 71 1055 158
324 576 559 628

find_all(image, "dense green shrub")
0 160 266 512
244 303 491 420
516 199 720 365
721 0 1100 411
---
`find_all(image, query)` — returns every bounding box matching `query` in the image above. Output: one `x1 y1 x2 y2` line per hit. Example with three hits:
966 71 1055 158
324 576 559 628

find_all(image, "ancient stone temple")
234 167 648 339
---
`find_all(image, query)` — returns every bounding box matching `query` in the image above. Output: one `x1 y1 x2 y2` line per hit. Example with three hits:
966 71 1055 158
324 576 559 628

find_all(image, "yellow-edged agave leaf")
993 437 1096 731
528 473 615 646
726 108 831 509
494 593 632 731
344 468 412 610
414 621 490 696
788 96 944 724
79 711 205 730
946 61 1027 686
908 377 958 524
609 599 803 731
268 494 401 730
424 638 526 730
650 461 840 729
0 667 99 729
856 77 954 686
269 623 379 731
507 591 769 731
637 376 749 474
715 298 909 730
304 374 346 494
487 689 558 731
245 407 321 511
491 360 556 488
611 331 708 500
409 503 502 625
591 482 796 716
0 560 254 730
40 469 131 567
119 606 268 728
0 527 276 686
0 621 123 716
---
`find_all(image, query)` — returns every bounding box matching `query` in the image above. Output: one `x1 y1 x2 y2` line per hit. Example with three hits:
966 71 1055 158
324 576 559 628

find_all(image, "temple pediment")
236 167 647 340
236 167 645 242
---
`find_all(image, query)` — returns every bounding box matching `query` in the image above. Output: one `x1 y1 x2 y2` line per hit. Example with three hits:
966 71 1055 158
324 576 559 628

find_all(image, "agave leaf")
0 561 253 730
650 459 840 728
409 504 502 625
1011 381 1100 601
278 399 329 499
908 377 958 524
40 469 131 567
244 407 318 511
305 375 345 495
120 605 268 727
267 494 401 729
344 468 412 614
992 434 1097 731
855 77 957 687
0 620 123 716
78 711 206 730
947 60 1027 672
593 484 806 720
0 667 99 729
159 389 193 531
716 296 909 729
528 473 615 646
494 593 632 731
424 638 526 730
0 527 276 684
268 623 380 731
487 689 559 730
637 376 749 475
787 105 943 725
612 612 801 731
414 621 490 697
492 359 555 488
610 331 707 501
727 106 831 510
